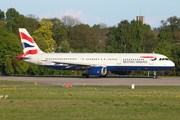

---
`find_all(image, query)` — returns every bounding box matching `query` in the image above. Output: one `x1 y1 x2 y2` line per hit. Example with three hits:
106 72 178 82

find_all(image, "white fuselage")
24 53 175 71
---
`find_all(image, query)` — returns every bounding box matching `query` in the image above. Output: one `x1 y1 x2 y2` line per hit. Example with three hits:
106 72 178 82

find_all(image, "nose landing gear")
153 71 157 79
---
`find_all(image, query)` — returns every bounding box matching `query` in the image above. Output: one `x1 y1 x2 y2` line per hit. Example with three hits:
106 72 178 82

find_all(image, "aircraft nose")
170 61 175 67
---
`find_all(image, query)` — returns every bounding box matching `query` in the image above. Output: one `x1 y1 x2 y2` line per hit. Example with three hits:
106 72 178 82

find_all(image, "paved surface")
0 76 180 86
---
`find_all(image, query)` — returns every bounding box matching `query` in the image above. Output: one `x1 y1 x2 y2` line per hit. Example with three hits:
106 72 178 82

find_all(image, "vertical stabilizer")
19 28 44 56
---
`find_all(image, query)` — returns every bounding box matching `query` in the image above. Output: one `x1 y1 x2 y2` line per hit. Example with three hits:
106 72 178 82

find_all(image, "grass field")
0 80 180 120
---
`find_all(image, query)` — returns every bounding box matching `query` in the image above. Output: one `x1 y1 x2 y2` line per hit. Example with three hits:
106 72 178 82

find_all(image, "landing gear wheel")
82 73 89 78
99 75 107 78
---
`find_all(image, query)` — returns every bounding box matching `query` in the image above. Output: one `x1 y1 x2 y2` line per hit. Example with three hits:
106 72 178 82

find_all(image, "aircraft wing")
53 61 92 66
43 60 98 68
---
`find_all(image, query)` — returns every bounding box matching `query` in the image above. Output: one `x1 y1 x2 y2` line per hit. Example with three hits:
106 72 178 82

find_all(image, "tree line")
0 8 179 76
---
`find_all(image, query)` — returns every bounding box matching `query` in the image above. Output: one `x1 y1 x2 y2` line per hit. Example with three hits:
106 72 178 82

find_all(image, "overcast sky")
1 0 180 28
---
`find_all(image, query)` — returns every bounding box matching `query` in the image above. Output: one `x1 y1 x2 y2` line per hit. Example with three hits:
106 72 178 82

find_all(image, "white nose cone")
170 61 175 67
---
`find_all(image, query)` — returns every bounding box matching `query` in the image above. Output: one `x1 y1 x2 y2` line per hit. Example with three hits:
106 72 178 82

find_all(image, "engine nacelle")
86 67 107 76
111 71 131 75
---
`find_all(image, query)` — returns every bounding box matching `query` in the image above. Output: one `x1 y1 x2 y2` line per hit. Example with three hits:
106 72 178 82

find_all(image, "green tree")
27 64 39 75
107 20 146 53
0 21 6 32
0 9 5 20
92 24 109 52
156 16 180 76
69 24 98 52
12 14 39 35
143 26 158 53
58 39 70 52
171 44 180 75
106 26 119 52
6 8 19 21
50 18 70 52
12 59 29 75
25 14 40 34
4 57 14 75
156 16 180 58
33 18 56 52
0 29 29 75
5 8 20 32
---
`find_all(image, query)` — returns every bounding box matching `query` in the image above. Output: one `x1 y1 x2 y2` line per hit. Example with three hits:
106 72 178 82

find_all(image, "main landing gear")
81 74 107 78
153 71 157 79
99 75 107 78
82 73 89 78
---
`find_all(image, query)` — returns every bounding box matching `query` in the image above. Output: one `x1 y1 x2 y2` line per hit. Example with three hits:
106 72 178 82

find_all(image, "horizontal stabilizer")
5 54 30 60
16 54 30 60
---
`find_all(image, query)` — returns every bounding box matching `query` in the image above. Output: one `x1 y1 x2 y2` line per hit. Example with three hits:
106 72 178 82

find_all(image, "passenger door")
117 57 121 65
78 56 83 63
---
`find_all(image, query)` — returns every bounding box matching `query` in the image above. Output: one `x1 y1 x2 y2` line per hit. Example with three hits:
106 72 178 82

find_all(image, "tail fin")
19 28 44 56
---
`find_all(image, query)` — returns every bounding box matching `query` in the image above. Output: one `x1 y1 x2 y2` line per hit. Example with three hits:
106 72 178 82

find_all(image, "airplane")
17 28 175 78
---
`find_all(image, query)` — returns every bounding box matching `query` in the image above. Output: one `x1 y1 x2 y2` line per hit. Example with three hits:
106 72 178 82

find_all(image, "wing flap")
42 60 107 69
54 61 92 66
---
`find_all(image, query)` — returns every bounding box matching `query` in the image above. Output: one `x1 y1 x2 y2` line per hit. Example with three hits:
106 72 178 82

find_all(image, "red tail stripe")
20 32 34 43
24 49 38 56
17 50 38 60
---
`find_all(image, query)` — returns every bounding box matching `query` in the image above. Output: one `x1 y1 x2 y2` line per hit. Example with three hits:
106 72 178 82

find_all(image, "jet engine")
86 67 107 76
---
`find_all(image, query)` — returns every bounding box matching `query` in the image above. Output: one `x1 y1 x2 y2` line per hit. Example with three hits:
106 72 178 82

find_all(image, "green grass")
0 81 180 120
0 80 38 85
